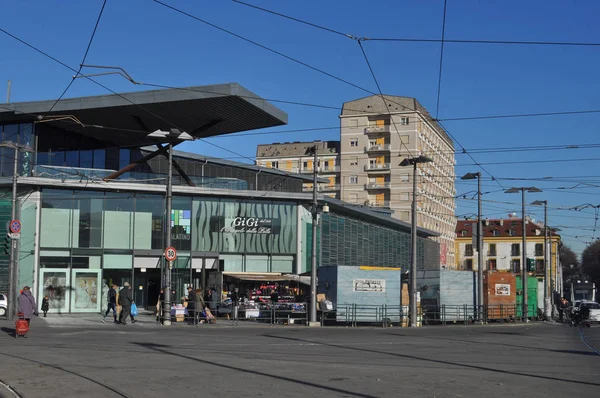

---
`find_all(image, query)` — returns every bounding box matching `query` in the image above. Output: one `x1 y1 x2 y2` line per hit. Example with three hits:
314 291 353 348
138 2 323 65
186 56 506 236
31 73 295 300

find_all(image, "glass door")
70 269 101 313
39 269 71 314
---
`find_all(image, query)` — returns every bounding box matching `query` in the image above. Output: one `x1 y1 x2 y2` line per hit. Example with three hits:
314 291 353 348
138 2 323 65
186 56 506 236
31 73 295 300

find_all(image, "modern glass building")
0 84 439 313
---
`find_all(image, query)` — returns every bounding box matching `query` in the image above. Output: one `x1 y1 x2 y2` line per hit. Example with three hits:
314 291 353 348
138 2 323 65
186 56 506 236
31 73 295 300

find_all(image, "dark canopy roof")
0 83 287 148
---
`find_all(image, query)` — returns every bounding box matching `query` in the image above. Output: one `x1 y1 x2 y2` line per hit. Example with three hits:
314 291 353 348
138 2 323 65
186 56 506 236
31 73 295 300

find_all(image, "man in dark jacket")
186 286 196 325
118 282 134 325
103 284 118 323
17 286 38 325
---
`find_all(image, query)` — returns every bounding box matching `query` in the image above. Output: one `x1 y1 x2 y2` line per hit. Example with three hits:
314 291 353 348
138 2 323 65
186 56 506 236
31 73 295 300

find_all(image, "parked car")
0 293 7 317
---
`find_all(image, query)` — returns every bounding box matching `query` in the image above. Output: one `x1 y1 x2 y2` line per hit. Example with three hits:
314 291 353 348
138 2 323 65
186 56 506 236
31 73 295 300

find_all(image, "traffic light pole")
162 143 173 326
7 145 19 321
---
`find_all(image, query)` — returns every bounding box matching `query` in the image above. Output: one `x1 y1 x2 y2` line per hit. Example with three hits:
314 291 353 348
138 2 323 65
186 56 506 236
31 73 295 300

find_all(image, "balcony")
365 182 391 189
299 166 340 174
365 144 391 152
363 125 390 134
303 184 341 192
365 163 391 171
367 200 391 208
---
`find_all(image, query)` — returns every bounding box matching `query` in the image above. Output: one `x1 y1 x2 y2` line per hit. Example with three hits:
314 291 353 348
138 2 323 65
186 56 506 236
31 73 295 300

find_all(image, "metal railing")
303 184 340 192
365 144 391 152
365 182 391 189
364 126 390 134
365 163 391 171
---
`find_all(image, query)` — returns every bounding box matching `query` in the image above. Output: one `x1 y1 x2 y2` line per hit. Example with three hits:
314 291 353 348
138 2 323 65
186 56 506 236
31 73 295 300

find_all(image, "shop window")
221 254 243 272
246 255 269 272
271 255 293 273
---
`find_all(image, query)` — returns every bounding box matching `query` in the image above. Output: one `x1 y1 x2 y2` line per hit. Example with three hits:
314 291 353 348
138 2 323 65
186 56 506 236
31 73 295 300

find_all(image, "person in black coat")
103 284 118 323
41 295 50 317
118 282 134 325
186 287 196 325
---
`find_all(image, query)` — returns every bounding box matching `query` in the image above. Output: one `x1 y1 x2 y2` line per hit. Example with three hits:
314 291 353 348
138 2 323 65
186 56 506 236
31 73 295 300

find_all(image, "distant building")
455 217 561 291
339 95 456 268
256 141 341 199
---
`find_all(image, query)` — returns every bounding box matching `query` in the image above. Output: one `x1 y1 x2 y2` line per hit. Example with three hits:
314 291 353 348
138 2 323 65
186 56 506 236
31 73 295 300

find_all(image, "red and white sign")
10 219 21 234
164 246 177 262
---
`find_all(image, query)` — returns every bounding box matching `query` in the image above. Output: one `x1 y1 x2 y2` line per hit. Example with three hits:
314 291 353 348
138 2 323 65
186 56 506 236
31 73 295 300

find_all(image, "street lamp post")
147 129 194 326
400 155 432 327
505 187 542 322
531 200 551 320
461 172 484 323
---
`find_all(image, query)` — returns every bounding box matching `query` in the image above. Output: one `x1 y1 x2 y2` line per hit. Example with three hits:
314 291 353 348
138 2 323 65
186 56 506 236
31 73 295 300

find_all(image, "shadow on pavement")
132 342 379 398
261 333 600 388
1 326 15 337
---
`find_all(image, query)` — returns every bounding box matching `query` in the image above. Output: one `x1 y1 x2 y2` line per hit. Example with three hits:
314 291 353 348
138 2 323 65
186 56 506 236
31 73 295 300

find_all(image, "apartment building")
255 141 341 198
455 218 561 294
339 95 456 268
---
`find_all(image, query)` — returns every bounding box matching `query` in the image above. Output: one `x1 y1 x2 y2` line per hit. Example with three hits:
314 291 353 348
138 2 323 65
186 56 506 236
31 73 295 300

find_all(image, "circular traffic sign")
164 246 177 262
9 220 21 234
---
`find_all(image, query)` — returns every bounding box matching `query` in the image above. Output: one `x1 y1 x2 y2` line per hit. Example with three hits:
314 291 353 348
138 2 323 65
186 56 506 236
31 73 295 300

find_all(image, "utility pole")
532 200 550 320
163 142 173 326
6 145 19 321
309 143 318 326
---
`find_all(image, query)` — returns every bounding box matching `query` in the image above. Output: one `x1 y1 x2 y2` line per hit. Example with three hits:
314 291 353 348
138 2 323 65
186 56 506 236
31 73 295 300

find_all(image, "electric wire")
47 0 108 113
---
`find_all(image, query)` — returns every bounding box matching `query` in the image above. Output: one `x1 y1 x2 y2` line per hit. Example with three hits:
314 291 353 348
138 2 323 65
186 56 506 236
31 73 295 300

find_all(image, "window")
400 174 409 182
511 244 520 256
400 192 410 201
349 157 358 166
488 259 497 271
465 244 473 256
535 243 543 256
536 259 544 274
400 117 409 125
488 243 497 256
509 229 516 236
461 230 468 237
350 139 358 147
511 259 521 273
493 229 500 236
272 161 279 169
303 161 308 168
349 176 358 184
465 259 473 270
400 135 410 144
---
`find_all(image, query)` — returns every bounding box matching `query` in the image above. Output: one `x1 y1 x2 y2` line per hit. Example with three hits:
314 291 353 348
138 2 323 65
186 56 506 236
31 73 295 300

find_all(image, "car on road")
572 300 600 323
0 293 7 317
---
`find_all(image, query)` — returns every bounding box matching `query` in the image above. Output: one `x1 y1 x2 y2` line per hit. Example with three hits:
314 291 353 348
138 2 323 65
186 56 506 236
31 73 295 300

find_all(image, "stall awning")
223 273 311 284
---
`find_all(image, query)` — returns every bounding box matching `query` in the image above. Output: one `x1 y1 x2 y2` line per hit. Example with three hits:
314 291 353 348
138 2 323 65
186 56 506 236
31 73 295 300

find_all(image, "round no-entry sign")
164 246 177 262
10 220 21 234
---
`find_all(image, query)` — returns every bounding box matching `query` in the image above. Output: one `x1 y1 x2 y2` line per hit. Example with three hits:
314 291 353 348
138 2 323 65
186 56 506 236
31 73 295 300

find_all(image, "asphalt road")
0 318 598 398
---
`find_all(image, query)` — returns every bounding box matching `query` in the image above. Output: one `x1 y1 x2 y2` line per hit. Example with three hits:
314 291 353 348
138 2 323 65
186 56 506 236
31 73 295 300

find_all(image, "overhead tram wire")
47 0 108 113
435 0 448 120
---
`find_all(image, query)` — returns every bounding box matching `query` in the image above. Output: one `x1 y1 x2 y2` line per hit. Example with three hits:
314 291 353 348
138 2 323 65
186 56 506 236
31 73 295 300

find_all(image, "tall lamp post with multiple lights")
461 172 484 323
505 187 542 322
147 129 194 326
531 199 551 320
400 155 432 327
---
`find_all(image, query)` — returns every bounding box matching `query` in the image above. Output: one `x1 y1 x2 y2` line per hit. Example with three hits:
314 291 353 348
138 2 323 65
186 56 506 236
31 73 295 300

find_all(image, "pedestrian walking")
17 286 38 325
230 287 240 323
41 295 49 317
186 286 196 325
118 282 134 325
194 289 206 325
156 289 164 323
102 284 118 323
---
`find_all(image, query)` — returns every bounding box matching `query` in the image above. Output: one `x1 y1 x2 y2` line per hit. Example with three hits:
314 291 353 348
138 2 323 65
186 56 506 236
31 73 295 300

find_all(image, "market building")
0 84 439 314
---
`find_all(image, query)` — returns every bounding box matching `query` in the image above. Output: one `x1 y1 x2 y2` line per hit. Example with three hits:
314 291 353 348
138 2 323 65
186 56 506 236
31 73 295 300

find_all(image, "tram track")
0 352 132 398
579 327 600 356
0 377 25 398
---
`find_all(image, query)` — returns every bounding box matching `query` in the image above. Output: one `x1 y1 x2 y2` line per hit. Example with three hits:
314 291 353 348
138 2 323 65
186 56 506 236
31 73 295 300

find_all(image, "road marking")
579 328 600 356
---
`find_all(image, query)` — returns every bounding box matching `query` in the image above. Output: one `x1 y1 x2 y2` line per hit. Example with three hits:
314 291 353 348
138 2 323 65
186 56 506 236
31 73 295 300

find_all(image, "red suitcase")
15 312 29 338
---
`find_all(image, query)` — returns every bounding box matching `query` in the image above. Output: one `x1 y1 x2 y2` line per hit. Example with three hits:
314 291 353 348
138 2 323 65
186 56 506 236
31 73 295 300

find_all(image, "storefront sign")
495 284 510 296
221 217 274 234
353 278 386 293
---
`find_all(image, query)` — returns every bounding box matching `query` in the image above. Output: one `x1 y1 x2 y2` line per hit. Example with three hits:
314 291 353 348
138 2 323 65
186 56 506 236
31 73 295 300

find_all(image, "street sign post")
164 246 177 262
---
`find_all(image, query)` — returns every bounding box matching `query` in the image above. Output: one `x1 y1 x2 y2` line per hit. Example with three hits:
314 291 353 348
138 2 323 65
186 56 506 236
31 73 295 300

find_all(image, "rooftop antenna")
6 80 11 104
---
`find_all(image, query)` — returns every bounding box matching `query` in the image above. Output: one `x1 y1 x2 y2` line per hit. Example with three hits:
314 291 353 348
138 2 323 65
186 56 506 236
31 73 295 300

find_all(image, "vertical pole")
549 231 554 311
543 202 551 320
477 174 484 323
309 144 318 325
163 142 173 326
7 145 18 321
6 80 11 104
521 189 528 322
410 161 418 327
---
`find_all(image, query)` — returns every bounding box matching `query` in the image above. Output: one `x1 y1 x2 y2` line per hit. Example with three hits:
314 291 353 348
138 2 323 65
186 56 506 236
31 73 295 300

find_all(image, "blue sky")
2 0 600 256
